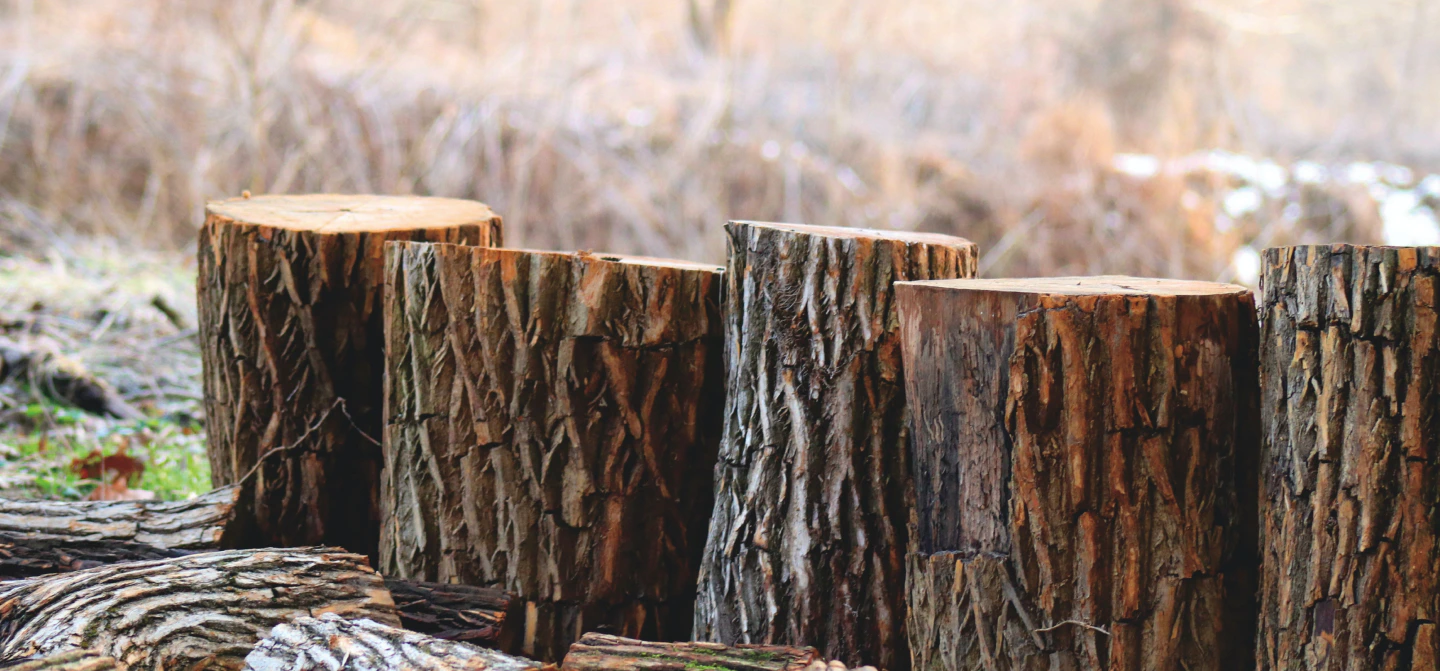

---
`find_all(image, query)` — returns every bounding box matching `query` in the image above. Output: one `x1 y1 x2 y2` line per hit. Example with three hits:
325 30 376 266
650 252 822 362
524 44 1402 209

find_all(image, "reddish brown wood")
898 276 1261 671
198 194 502 558
381 243 723 661
559 633 820 671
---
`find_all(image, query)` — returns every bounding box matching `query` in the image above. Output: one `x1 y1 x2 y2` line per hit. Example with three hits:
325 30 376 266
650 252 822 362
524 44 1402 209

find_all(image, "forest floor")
0 240 209 501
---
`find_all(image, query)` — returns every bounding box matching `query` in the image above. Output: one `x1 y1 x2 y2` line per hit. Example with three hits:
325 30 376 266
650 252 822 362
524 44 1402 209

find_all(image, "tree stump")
243 614 539 671
0 547 397 670
896 276 1261 671
1258 245 1440 671
381 243 723 661
198 194 502 557
560 633 821 671
693 221 976 670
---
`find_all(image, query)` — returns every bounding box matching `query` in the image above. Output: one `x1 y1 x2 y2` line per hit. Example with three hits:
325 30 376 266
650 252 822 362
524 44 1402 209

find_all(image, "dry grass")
0 0 1437 280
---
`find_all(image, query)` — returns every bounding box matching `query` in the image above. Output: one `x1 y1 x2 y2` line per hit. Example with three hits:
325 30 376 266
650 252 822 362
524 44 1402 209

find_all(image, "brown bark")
560 633 820 671
380 243 723 661
694 221 976 671
1258 245 1440 671
0 651 119 671
243 613 540 671
0 547 398 670
896 276 1261 671
385 577 520 649
0 484 239 550
0 533 189 579
198 194 502 558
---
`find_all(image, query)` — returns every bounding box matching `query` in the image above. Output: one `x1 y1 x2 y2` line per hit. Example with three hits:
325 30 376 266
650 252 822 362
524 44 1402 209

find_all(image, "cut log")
243 613 539 671
0 533 189 580
896 276 1260 671
694 221 977 670
0 651 119 671
1257 245 1440 671
0 547 398 670
385 577 520 649
0 484 239 551
560 633 820 671
381 243 723 661
198 194 502 558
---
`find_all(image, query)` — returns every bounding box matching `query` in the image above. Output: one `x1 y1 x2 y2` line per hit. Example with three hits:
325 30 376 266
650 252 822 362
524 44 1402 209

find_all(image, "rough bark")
243 614 539 671
381 243 723 661
0 484 239 550
0 547 398 670
0 533 189 580
198 194 502 558
897 276 1261 671
694 221 977 671
0 651 119 671
1258 245 1440 671
560 633 820 671
386 577 520 649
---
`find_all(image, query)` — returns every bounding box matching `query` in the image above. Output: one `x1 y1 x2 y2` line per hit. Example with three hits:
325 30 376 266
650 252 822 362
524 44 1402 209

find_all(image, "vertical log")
897 276 1260 671
694 222 977 670
198 195 502 557
1258 245 1440 671
381 243 723 662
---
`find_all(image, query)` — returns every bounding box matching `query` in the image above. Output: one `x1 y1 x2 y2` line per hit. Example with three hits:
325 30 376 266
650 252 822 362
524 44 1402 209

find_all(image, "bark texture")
386 577 519 649
0 533 188 579
1258 245 1440 671
0 484 239 550
199 194 502 558
695 221 977 671
897 276 1261 671
243 614 539 671
381 243 723 661
0 651 119 671
560 633 820 671
0 547 398 670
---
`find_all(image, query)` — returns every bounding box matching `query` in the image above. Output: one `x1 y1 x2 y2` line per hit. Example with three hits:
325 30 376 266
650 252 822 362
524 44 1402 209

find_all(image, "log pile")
243 614 538 671
199 194 503 557
381 243 724 660
896 277 1261 671
694 222 976 671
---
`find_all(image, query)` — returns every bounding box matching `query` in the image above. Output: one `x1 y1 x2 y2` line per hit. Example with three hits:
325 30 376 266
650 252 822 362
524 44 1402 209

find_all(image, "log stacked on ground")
385 577 519 649
560 633 821 671
198 195 502 557
1258 245 1440 671
243 614 539 671
0 651 119 671
694 221 977 670
0 547 397 670
897 276 1261 671
381 243 724 661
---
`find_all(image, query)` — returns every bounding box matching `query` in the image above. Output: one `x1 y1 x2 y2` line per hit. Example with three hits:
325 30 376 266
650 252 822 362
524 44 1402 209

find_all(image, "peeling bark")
0 534 189 579
243 614 539 671
198 195 502 557
1258 245 1440 671
381 243 723 661
560 633 820 671
694 222 977 671
0 484 239 550
0 547 398 670
897 276 1261 671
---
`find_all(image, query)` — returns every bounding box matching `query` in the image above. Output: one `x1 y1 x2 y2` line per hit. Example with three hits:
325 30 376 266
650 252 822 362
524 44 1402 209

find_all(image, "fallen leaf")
70 443 145 485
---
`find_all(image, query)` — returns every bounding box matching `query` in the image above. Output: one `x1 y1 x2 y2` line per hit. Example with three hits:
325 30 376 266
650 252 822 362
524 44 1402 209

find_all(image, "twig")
1033 620 1111 636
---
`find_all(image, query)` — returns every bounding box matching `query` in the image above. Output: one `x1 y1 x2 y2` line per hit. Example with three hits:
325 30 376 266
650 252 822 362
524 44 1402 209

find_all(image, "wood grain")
243 614 539 671
560 633 820 671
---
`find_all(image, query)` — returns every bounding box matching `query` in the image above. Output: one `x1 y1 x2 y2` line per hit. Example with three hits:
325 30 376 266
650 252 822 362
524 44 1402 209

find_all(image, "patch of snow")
1420 174 1440 197
1293 161 1327 184
1256 161 1288 195
1381 163 1415 186
1114 153 1161 178
1345 162 1379 185
1380 190 1440 245
1224 187 1263 218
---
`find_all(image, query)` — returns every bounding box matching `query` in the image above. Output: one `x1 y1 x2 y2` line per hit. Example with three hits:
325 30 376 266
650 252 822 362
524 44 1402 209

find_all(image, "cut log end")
206 194 501 234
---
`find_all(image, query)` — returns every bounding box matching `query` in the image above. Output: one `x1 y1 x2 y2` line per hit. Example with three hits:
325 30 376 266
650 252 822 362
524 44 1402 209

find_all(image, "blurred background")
0 0 1437 498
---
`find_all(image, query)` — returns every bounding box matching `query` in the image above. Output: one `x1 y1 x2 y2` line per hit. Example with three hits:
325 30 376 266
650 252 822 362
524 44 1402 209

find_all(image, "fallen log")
385 577 519 649
199 194 502 557
694 222 977 671
1258 245 1440 670
0 484 240 550
382 243 724 660
896 276 1261 671
0 533 188 580
560 634 821 671
243 613 539 671
0 651 118 671
0 337 140 419
0 547 398 670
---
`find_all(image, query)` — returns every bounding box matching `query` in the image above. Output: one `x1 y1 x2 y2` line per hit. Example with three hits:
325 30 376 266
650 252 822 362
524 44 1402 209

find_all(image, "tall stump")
897 276 1260 671
198 194 502 557
694 221 977 670
1259 245 1440 671
381 243 724 662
